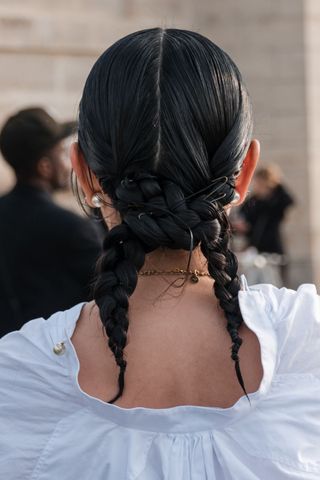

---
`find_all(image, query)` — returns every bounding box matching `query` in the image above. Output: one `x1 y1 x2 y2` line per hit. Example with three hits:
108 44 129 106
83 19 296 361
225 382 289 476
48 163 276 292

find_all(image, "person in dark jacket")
238 165 294 255
0 107 101 336
234 165 294 285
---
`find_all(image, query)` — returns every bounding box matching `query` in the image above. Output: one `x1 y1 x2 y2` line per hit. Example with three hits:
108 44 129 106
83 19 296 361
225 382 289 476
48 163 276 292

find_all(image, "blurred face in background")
252 176 274 199
252 168 280 199
252 167 280 199
41 138 71 191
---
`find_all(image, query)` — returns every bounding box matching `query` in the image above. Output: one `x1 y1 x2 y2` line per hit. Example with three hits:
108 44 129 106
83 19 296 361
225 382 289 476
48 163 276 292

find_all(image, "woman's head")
76 28 255 201
72 28 259 402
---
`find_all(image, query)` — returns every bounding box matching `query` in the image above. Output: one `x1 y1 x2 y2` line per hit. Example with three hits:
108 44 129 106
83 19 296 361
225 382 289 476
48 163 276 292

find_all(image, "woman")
0 28 319 479
237 165 294 285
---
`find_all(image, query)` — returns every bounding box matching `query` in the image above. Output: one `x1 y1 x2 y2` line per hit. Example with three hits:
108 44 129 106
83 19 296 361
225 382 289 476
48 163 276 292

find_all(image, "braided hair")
78 28 253 402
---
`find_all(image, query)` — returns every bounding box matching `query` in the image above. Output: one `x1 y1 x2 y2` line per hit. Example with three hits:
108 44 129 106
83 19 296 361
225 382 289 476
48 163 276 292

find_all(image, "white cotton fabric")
0 279 320 479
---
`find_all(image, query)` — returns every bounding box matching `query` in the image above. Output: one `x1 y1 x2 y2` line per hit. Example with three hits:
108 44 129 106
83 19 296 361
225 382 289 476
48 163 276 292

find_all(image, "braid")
94 223 145 403
200 205 247 395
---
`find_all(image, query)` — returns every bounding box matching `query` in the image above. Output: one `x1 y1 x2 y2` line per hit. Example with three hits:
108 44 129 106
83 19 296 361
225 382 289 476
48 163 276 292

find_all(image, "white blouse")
0 279 320 479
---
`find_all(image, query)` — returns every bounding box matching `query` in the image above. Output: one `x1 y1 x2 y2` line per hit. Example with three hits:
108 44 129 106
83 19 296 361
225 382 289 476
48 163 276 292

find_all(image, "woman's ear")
70 142 100 202
235 139 260 204
70 142 120 228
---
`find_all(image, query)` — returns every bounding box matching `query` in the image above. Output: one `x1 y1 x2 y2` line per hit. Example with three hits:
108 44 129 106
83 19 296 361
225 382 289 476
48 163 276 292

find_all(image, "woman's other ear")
70 142 120 228
70 142 100 203
235 139 260 204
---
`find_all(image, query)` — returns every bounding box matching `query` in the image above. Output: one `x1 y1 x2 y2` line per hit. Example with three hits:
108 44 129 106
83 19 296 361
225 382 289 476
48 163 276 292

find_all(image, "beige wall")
305 0 320 285
0 0 317 286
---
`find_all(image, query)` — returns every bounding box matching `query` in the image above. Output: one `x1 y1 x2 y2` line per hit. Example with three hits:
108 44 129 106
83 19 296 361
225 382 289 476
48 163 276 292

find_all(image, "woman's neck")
142 247 208 273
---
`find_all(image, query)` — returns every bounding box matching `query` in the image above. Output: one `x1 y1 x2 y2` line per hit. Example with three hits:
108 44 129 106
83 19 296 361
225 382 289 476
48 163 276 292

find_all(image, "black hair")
78 28 253 403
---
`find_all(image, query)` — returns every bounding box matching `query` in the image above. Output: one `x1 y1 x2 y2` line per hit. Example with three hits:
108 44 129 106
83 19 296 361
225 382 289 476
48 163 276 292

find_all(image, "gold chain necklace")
138 268 211 283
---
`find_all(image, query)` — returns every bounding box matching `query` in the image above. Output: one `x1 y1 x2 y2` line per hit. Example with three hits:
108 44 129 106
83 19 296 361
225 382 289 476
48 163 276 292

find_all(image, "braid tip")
234 359 251 406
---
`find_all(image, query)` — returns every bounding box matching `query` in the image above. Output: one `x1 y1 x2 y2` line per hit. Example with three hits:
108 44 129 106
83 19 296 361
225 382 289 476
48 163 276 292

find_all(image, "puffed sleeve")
250 283 320 377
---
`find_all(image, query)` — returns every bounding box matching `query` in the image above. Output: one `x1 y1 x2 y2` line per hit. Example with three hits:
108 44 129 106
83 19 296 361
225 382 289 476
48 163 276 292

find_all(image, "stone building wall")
305 0 320 285
0 0 317 286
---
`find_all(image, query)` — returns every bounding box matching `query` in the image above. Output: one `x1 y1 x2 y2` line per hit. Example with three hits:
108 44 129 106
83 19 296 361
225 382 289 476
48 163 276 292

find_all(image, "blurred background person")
0 107 101 337
233 165 294 285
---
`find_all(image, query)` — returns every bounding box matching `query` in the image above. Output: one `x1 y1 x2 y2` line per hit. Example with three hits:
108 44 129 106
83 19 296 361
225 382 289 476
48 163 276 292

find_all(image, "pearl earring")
230 191 241 205
91 193 104 208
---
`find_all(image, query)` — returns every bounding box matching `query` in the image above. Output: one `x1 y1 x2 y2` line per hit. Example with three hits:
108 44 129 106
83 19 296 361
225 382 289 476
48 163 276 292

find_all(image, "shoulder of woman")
0 308 82 406
0 304 85 390
0 313 65 372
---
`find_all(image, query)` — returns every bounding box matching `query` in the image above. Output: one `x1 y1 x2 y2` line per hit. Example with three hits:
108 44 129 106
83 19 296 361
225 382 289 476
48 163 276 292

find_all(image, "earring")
91 193 104 208
230 190 241 205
